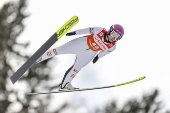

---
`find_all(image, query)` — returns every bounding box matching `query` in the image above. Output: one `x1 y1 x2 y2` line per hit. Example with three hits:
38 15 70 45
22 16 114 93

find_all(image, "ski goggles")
110 30 122 41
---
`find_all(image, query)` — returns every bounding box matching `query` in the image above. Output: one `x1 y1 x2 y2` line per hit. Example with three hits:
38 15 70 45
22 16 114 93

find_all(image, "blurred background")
0 0 170 113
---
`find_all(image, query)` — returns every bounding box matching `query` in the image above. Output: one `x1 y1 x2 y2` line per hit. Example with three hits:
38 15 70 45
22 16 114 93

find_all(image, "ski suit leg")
35 36 97 88
60 37 98 88
36 37 85 63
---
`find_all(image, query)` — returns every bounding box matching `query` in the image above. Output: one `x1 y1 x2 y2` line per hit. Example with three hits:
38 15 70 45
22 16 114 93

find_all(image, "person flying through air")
36 24 124 91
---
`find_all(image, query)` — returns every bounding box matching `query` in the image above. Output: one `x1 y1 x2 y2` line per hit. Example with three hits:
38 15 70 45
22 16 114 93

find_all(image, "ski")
26 76 146 95
10 16 79 84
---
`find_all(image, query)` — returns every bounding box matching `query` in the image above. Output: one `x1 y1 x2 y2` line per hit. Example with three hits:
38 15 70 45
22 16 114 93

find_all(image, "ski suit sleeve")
75 27 103 35
97 45 116 59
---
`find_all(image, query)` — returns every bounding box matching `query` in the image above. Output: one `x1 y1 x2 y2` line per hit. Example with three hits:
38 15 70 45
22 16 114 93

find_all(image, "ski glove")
93 55 99 64
66 31 76 36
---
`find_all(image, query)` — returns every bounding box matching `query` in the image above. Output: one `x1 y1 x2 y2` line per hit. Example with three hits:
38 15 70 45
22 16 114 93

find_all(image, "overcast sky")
1 0 170 112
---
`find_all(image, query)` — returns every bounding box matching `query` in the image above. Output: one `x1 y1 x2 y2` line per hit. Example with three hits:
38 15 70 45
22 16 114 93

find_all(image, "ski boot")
59 82 79 91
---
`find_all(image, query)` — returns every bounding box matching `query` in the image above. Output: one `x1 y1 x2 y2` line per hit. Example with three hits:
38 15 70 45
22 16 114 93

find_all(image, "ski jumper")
37 27 116 88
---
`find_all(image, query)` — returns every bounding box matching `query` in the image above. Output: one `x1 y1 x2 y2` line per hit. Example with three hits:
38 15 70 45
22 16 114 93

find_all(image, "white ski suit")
37 27 116 88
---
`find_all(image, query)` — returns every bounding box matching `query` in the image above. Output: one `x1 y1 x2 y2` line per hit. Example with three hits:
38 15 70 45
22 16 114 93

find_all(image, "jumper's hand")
93 55 99 64
66 31 76 36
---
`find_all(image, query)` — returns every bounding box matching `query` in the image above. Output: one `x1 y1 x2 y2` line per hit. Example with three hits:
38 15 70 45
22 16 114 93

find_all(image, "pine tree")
0 0 69 112
97 89 170 113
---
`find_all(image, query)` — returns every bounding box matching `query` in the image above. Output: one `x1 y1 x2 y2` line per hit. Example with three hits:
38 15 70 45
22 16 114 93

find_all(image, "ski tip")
73 15 78 18
140 76 146 79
